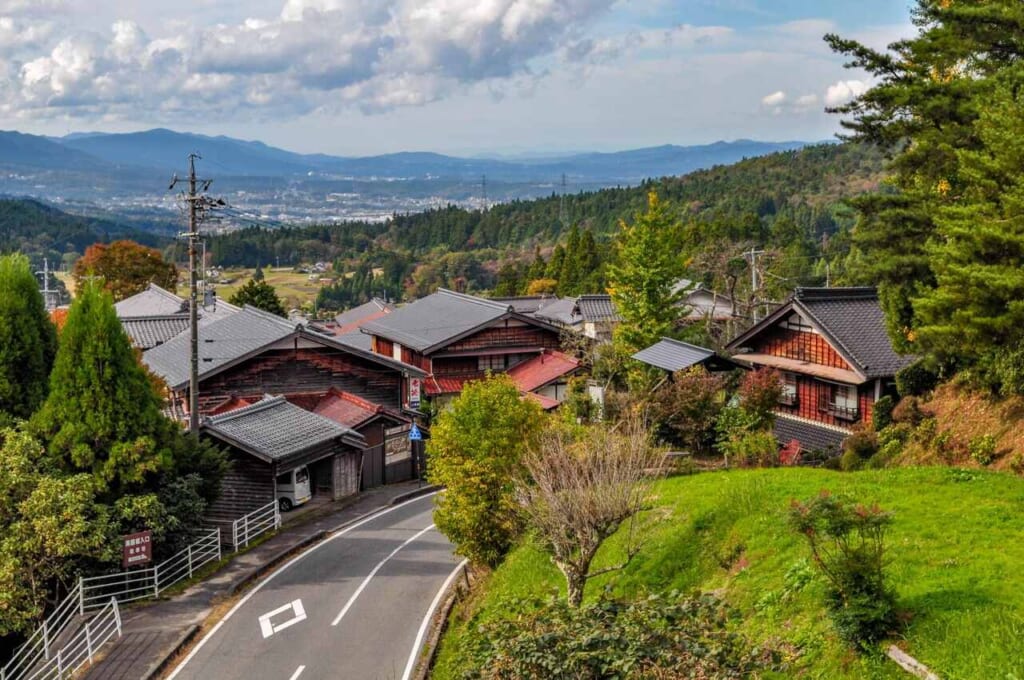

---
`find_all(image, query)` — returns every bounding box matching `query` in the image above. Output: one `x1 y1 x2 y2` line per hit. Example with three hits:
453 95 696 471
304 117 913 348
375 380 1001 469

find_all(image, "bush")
721 430 779 468
891 396 924 426
737 368 783 429
991 345 1024 396
969 434 998 466
461 592 782 679
788 492 898 648
895 359 939 397
839 448 863 472
872 395 895 431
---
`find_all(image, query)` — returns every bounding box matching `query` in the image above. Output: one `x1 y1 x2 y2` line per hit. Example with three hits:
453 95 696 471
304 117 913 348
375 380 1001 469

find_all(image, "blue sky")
0 0 916 155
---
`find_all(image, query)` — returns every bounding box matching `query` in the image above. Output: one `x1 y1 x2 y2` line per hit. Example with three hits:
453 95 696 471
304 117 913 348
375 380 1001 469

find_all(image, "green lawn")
434 467 1024 679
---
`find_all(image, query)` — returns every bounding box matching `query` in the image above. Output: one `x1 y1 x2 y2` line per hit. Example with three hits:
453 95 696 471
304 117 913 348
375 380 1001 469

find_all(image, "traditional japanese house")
115 283 240 350
142 305 426 422
359 289 572 405
201 395 366 530
726 287 912 457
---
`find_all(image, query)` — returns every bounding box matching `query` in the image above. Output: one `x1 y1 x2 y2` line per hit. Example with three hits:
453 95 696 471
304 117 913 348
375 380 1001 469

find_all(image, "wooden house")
201 395 366 530
726 287 912 457
359 289 572 404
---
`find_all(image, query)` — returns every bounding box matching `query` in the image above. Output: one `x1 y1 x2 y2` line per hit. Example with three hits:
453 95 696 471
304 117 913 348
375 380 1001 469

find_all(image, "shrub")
737 368 783 429
788 492 898 648
895 359 939 397
650 367 730 454
969 434 998 466
461 592 782 679
872 395 895 431
891 396 924 426
721 429 779 468
867 439 902 469
839 448 863 472
991 345 1024 396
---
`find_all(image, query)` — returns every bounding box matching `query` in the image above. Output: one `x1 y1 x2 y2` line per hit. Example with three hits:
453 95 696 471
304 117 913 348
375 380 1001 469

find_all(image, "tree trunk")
566 569 585 608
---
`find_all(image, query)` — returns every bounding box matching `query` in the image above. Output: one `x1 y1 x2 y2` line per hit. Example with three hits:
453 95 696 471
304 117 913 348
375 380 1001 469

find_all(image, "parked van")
276 465 311 512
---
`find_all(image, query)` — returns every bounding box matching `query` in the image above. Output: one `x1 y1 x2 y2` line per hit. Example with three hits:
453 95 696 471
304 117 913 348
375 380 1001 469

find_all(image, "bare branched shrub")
517 416 664 607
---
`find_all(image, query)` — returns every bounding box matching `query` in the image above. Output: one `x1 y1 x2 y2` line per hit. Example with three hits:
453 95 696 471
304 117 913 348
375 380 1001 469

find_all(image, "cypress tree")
32 282 170 497
0 254 57 420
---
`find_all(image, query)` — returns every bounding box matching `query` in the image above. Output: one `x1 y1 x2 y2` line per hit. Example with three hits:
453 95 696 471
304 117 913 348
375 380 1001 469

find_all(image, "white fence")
231 501 281 551
80 529 221 611
21 598 121 680
1 582 84 680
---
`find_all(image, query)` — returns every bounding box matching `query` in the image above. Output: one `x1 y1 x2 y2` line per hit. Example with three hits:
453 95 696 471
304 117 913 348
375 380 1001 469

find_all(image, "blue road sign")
409 424 423 441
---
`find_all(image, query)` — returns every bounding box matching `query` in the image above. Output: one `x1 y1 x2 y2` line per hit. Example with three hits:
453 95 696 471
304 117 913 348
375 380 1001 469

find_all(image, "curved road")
168 493 461 680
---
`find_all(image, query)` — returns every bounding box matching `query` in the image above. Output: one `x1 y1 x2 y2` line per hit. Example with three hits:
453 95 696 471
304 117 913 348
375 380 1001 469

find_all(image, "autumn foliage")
73 240 177 302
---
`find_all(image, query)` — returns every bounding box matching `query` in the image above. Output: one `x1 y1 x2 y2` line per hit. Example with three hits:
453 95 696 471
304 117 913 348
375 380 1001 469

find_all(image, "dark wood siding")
444 324 561 353
773 374 874 429
205 450 274 530
754 328 851 370
196 347 403 414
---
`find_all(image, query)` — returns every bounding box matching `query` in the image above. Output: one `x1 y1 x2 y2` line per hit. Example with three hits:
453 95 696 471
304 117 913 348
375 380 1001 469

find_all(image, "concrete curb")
414 563 471 680
389 484 440 506
140 624 200 680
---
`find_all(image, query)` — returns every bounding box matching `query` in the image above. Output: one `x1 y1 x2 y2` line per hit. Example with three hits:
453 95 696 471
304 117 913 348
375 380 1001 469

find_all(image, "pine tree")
32 282 171 498
914 69 1024 368
559 224 582 294
229 279 287 316
607 192 685 355
252 263 265 282
0 254 57 420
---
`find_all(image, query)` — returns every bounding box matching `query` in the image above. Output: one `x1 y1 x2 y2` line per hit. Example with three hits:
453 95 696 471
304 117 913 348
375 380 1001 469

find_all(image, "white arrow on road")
258 599 307 639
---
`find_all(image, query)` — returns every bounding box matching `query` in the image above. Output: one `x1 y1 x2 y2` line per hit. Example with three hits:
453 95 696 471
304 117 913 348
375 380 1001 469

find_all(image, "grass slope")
434 467 1024 679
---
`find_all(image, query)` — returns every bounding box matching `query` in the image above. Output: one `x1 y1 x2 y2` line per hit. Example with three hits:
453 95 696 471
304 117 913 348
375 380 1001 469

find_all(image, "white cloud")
824 79 869 107
761 90 785 107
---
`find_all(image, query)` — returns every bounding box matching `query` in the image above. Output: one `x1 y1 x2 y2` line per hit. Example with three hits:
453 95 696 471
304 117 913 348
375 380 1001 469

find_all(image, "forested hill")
208 142 886 266
0 199 166 263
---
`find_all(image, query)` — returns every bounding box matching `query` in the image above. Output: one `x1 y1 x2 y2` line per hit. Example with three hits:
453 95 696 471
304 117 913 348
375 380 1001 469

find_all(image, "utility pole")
481 174 487 212
559 173 568 227
170 154 223 436
35 258 56 311
744 247 765 322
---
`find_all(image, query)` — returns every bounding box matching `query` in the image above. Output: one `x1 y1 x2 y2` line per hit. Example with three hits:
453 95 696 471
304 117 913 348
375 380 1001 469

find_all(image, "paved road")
167 494 461 680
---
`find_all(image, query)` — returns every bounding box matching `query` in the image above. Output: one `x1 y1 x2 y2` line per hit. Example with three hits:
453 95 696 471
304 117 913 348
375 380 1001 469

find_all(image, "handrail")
1 581 83 680
231 501 281 551
21 598 121 680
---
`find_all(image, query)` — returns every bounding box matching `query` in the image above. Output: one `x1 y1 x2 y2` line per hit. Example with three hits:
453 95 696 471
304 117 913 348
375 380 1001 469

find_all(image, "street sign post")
408 424 423 441
122 530 152 569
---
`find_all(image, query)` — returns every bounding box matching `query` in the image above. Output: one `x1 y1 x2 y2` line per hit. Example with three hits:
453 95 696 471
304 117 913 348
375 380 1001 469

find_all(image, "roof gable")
726 287 912 379
362 288 558 353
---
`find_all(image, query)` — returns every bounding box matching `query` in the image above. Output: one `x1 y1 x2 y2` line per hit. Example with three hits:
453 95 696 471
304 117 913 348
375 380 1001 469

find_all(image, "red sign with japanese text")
122 530 152 568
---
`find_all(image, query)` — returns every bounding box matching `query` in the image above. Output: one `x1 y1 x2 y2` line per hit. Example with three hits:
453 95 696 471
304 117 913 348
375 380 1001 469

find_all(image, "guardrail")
1 582 83 680
79 529 221 611
231 501 281 551
21 598 121 680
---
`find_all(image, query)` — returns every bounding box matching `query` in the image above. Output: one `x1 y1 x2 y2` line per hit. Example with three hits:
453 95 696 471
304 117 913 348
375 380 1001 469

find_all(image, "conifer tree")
32 282 170 498
252 263 265 282
607 192 685 355
914 69 1024 369
0 254 57 420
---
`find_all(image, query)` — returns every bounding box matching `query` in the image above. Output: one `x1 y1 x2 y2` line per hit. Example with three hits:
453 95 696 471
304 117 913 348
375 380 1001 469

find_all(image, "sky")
0 0 916 156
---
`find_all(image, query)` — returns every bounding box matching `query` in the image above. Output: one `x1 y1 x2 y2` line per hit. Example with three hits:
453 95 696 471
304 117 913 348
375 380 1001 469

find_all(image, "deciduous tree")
427 374 544 568
72 240 177 302
228 278 287 317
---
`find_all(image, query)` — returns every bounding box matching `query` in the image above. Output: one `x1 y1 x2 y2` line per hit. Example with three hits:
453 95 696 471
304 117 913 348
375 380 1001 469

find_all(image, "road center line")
166 492 438 679
331 524 436 627
400 559 468 680
288 665 305 680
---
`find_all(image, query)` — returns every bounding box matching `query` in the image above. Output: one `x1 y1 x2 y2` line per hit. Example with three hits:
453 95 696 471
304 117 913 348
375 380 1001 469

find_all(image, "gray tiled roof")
115 284 185 317
575 294 621 323
143 306 296 389
794 288 914 379
491 296 557 315
773 414 848 456
533 297 580 326
334 298 393 327
121 315 190 349
361 289 513 353
632 338 715 373
334 330 373 352
203 395 363 461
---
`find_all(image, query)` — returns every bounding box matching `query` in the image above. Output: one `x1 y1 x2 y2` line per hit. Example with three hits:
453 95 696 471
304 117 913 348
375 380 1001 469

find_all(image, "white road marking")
165 492 439 679
400 559 468 680
331 524 436 626
288 665 306 680
258 599 306 639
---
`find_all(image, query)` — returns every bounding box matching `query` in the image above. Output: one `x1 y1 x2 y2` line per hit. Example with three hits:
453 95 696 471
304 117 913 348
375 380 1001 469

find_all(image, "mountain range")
1 128 812 183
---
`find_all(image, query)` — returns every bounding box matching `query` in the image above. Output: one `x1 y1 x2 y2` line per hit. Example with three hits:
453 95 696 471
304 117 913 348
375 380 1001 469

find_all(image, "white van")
276 466 311 512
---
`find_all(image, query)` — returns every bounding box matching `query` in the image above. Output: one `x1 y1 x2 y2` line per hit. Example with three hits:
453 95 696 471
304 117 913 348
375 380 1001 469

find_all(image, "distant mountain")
0 130 106 171
45 128 812 182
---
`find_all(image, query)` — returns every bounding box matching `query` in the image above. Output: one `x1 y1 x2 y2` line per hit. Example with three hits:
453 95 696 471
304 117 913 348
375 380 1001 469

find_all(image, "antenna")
481 174 487 212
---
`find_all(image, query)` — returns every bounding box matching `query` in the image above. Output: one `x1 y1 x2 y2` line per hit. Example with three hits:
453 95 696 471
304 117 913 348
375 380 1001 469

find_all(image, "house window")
779 372 798 406
478 355 506 372
392 342 403 361
818 382 859 421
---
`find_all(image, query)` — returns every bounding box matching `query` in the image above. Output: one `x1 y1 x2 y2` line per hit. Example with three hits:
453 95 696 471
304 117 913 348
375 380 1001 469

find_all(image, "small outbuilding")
201 395 367 528
632 337 739 374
